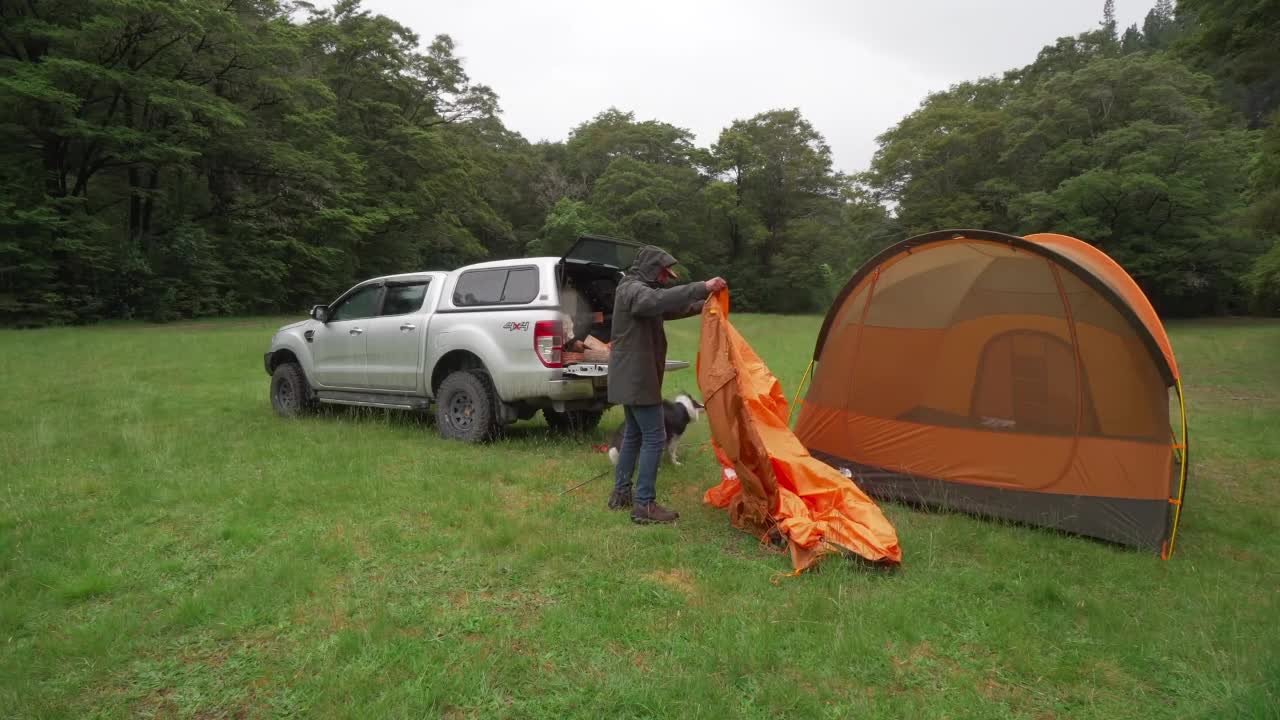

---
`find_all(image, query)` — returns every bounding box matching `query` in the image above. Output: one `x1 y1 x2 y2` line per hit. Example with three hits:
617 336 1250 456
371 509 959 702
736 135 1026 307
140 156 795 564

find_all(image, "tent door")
971 330 1082 434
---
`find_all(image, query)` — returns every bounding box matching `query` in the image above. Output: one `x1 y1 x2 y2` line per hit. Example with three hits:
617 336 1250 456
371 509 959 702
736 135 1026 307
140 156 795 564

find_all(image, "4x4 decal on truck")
502 321 530 332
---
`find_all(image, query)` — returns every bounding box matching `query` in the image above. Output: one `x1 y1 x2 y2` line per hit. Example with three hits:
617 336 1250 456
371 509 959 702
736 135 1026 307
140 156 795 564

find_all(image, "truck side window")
454 269 506 306
329 284 382 322
501 268 538 303
381 282 428 316
454 267 539 306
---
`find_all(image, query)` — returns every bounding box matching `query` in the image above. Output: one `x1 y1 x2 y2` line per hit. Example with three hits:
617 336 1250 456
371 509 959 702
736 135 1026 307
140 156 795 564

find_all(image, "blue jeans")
613 404 666 506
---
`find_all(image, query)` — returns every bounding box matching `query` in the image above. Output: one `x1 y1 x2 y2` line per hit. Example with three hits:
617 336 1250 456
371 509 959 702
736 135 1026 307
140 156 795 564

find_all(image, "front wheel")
543 408 604 434
435 370 498 443
270 362 316 417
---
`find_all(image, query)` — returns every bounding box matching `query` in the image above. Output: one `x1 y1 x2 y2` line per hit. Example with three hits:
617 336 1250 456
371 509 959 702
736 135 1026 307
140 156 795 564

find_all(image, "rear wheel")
436 370 498 442
270 362 316 417
543 408 604 434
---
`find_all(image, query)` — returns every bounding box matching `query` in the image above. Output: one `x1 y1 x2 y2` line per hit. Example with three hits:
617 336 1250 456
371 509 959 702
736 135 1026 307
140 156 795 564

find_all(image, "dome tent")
795 230 1189 556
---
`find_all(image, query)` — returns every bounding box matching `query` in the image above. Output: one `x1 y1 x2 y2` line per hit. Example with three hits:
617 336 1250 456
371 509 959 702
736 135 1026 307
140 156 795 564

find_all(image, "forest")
1 0 1277 325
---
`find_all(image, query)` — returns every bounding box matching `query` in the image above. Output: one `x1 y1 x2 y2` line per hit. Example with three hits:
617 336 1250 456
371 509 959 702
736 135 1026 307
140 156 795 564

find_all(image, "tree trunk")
128 167 143 245
42 139 66 197
728 168 743 257
141 167 160 251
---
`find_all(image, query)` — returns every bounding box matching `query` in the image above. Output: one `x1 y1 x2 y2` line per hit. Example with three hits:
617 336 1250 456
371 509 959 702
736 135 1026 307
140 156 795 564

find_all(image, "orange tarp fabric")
696 291 902 572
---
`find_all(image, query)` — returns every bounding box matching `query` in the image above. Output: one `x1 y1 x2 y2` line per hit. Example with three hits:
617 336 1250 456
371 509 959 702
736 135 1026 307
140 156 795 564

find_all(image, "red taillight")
534 320 563 368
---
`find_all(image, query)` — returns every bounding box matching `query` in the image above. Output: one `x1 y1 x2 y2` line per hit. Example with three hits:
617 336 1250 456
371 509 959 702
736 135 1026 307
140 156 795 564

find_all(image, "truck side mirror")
310 305 330 323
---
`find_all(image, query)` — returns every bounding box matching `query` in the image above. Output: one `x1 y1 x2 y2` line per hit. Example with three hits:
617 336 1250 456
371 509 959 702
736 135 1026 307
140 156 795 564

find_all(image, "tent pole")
1166 378 1189 559
787 359 815 426
1049 263 1085 491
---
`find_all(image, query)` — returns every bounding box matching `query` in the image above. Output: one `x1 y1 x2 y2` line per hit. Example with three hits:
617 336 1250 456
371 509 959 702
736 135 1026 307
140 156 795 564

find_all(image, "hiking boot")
631 502 679 524
608 487 632 510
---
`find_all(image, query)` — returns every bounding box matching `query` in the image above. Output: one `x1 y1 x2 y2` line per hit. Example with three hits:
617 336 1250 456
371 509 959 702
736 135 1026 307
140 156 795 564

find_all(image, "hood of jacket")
628 245 679 285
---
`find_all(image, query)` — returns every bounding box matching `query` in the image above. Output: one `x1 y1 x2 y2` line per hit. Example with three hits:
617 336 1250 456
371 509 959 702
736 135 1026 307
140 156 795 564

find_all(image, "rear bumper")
547 378 597 401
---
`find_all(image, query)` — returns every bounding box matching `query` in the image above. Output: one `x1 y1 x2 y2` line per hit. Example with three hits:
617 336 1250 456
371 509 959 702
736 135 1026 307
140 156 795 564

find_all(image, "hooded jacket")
608 246 710 405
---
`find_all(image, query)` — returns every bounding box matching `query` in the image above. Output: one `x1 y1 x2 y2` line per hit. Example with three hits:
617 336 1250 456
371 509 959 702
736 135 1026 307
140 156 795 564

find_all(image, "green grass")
1 314 1277 719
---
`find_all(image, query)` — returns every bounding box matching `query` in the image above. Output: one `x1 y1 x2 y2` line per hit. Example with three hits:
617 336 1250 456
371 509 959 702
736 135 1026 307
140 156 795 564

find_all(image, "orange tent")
795 230 1189 557
697 291 902 572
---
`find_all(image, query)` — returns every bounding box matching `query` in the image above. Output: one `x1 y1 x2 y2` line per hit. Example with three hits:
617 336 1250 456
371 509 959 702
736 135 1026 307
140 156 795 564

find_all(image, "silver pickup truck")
263 235 690 442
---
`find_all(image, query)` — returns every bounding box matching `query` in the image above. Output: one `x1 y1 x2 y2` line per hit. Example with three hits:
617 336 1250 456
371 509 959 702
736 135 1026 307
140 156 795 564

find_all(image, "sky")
357 0 1154 174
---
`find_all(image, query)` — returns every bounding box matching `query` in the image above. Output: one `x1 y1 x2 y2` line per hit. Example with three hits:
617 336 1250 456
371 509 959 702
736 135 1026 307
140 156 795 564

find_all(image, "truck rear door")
364 277 435 392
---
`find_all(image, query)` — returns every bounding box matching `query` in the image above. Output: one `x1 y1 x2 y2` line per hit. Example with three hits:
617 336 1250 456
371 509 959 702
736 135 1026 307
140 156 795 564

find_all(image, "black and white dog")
606 393 704 467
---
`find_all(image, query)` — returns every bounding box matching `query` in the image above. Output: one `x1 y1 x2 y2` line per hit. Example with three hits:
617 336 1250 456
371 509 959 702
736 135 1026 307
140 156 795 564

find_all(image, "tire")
435 370 498 443
543 408 604 434
270 362 316 417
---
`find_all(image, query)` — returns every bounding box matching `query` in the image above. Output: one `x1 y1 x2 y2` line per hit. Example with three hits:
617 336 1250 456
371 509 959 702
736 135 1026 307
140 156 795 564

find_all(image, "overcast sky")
357 0 1153 174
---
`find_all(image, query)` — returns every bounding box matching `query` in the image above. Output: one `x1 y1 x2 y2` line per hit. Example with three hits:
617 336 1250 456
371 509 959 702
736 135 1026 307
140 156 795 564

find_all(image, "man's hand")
704 277 728 294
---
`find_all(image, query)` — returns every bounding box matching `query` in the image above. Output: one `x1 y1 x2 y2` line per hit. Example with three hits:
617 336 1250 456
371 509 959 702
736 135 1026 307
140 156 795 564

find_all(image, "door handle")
349 327 363 335
400 323 416 332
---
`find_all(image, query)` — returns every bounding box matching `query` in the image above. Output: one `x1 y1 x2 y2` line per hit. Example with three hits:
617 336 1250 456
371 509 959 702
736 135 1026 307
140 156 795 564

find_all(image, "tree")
1142 0 1177 50
868 80 1013 234
712 109 839 265
302 4 509 277
870 41 1261 315
1121 24 1145 54
0 0 310 321
1176 0 1280 313
1086 0 1120 55
705 109 849 311
589 157 704 259
563 109 697 188
1243 117 1280 312
1178 0 1280 126
1 0 1277 323
0 0 523 323
533 198 616 255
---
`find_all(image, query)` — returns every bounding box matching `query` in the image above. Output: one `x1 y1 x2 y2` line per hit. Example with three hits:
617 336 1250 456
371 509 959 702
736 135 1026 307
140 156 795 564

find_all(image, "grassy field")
1 314 1277 719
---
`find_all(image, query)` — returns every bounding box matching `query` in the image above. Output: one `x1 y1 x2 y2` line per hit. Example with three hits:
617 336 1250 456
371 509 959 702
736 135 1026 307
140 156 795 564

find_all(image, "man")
607 245 727 524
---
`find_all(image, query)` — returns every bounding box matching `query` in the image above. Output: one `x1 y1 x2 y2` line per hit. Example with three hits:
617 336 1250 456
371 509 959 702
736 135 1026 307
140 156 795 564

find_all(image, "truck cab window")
381 282 428 316
329 284 382 322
